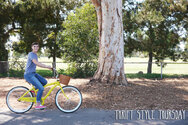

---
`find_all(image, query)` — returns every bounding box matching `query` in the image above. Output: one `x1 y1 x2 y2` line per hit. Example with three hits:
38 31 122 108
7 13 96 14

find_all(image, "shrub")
59 3 98 78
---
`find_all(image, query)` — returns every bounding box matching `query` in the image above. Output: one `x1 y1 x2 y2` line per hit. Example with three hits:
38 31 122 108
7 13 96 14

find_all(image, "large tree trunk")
0 61 9 74
147 22 154 74
147 52 153 74
91 0 128 85
52 32 57 76
0 39 9 74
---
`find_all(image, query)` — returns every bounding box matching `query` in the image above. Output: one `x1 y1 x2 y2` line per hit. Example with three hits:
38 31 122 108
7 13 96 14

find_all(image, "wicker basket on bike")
59 74 71 85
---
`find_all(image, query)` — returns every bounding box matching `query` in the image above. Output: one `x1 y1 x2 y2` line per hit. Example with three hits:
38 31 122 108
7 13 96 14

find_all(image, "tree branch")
91 0 101 8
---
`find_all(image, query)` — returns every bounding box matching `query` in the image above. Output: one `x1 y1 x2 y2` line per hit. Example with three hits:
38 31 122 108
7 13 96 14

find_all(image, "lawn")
3 57 187 78
38 57 188 76
124 63 188 74
124 57 188 74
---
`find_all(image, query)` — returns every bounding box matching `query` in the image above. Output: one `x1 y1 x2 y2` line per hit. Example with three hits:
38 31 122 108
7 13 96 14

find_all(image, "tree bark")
52 32 57 77
0 37 9 74
147 52 153 74
147 22 154 74
91 0 128 85
0 61 9 74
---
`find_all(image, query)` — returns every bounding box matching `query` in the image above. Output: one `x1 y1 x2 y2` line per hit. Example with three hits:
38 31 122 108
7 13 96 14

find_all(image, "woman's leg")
35 73 47 86
24 73 47 109
25 74 44 102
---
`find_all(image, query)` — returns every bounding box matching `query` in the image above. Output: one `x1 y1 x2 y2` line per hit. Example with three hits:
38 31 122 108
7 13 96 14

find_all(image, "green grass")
126 73 188 79
124 57 188 74
36 70 54 77
7 69 25 78
0 73 6 77
0 69 67 78
36 69 67 77
1 69 188 79
124 63 188 74
0 70 54 78
10 57 188 74
4 57 187 78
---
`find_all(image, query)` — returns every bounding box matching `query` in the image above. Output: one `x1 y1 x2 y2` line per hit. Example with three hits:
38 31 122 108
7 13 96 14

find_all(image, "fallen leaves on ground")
1 78 188 110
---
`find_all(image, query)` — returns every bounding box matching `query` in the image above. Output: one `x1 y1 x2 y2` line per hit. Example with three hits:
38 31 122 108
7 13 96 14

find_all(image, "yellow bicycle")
6 69 82 114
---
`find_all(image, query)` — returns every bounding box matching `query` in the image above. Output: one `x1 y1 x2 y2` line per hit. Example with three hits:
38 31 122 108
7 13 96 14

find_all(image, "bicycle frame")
17 80 69 105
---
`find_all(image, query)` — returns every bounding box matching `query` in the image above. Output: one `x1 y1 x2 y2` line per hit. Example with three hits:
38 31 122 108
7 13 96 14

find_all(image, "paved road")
0 108 188 125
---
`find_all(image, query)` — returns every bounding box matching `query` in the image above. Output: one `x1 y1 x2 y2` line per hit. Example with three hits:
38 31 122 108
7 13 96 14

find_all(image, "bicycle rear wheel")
55 86 82 113
6 86 34 114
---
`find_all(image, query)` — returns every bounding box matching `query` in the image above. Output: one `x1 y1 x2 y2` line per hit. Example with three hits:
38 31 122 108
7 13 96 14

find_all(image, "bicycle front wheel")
6 86 34 114
55 86 82 113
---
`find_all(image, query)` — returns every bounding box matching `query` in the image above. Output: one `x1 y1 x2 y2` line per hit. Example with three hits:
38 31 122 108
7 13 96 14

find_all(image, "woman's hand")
46 65 53 70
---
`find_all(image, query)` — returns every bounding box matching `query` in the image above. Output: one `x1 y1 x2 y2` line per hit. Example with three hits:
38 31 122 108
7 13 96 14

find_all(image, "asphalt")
0 108 188 125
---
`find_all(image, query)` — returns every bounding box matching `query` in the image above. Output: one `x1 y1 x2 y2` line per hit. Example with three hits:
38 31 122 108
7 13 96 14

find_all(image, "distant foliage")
9 57 25 76
59 3 99 77
123 0 187 73
124 0 187 62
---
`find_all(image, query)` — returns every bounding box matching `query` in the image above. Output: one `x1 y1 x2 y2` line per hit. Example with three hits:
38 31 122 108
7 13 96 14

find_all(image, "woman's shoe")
35 105 46 110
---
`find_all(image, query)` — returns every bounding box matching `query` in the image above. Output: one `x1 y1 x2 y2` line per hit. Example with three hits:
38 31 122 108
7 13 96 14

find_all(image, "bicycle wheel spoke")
55 86 82 113
6 86 34 114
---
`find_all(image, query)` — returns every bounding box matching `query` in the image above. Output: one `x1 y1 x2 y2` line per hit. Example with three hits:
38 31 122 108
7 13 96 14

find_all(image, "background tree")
12 0 86 69
12 0 64 67
123 0 140 56
91 0 128 85
0 0 87 74
181 37 188 61
59 3 98 77
124 0 187 74
0 0 19 73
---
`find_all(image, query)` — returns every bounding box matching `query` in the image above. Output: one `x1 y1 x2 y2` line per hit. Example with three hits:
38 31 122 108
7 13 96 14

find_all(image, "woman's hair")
31 42 39 47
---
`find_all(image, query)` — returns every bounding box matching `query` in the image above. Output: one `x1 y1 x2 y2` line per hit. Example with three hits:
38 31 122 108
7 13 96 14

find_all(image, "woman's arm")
32 59 52 70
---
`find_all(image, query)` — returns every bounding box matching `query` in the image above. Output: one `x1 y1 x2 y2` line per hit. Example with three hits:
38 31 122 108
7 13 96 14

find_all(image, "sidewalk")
0 108 188 125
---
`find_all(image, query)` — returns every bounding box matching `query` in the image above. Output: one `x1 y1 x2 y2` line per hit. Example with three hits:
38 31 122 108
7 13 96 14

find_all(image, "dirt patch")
1 77 188 110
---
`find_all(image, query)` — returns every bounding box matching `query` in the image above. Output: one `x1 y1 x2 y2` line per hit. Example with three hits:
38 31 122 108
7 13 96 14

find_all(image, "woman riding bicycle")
24 42 52 109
